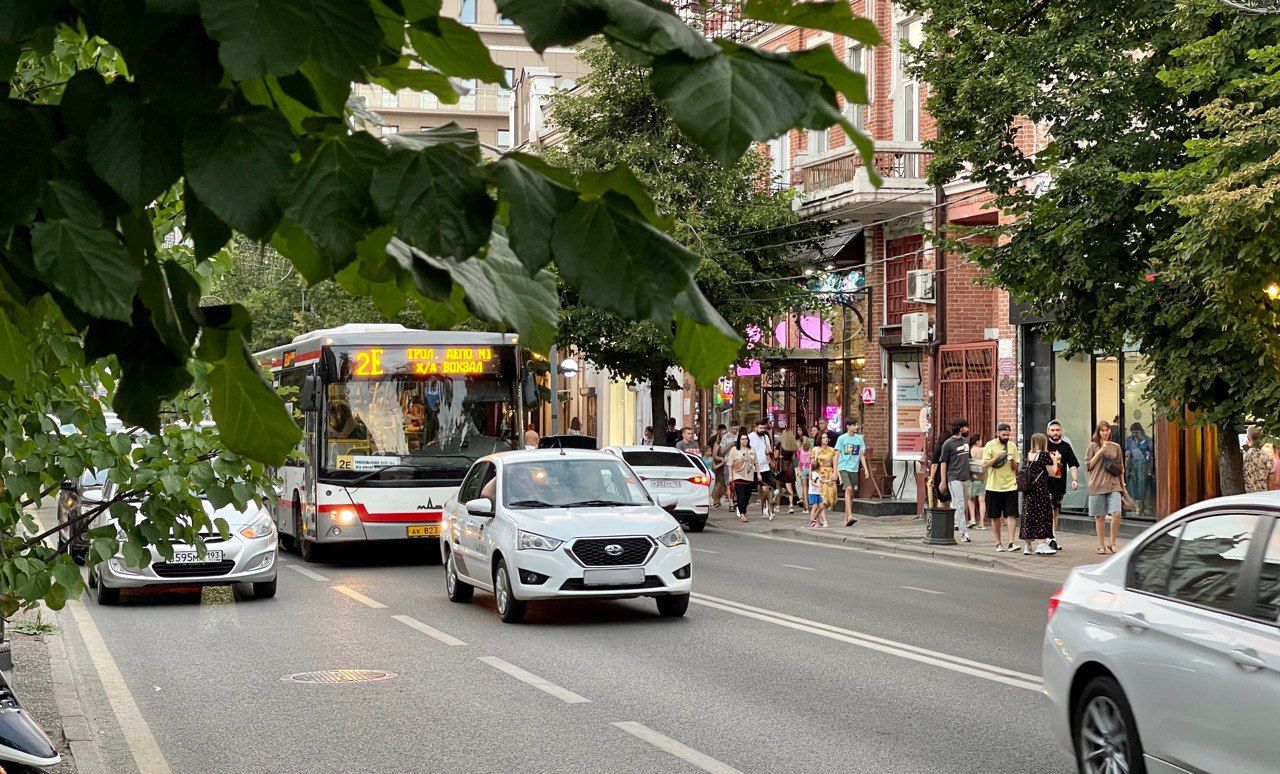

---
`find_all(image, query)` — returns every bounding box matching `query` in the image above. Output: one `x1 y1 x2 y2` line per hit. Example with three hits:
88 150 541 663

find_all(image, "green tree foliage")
0 0 878 464
544 44 830 428
902 0 1280 489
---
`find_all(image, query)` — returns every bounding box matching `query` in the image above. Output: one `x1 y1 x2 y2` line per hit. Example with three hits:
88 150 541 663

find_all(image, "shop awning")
792 222 864 265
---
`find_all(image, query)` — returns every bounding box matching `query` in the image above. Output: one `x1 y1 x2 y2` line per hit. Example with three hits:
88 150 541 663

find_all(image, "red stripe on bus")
315 503 443 523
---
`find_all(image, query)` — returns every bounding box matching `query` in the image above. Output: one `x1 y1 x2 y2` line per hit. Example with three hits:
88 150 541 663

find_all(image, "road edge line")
47 612 108 774
65 600 172 774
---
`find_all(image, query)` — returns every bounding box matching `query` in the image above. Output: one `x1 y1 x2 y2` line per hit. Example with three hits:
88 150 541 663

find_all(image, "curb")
763 527 1027 573
48 609 108 774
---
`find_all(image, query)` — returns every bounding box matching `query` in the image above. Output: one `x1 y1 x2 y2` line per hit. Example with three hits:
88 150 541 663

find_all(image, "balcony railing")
800 146 935 193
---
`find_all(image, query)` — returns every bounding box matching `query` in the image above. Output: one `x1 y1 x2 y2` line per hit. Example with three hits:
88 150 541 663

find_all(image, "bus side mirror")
522 371 539 409
299 375 320 413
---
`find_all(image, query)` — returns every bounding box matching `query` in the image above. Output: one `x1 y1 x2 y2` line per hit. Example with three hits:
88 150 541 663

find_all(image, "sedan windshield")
503 460 652 508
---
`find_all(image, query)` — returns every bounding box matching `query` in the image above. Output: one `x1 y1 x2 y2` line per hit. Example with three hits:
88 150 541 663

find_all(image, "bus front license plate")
407 525 440 538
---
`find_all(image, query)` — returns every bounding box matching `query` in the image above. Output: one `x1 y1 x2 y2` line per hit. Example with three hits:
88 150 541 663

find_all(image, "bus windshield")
323 376 516 483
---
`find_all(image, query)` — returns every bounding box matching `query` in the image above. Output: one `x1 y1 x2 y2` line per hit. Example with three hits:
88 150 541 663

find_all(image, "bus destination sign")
338 346 503 379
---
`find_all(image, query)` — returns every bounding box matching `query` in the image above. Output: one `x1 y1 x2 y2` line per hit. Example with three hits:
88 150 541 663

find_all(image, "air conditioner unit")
906 269 935 303
901 312 931 345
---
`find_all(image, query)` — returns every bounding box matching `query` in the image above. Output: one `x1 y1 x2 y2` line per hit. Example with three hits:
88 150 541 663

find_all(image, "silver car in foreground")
88 481 279 604
1043 493 1280 774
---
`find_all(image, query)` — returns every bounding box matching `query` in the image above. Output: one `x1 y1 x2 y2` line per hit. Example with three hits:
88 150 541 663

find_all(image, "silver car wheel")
1079 695 1131 774
445 553 457 595
496 568 510 615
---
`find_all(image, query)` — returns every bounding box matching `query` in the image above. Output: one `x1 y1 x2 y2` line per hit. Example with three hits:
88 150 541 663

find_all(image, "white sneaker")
961 533 971 543
1036 544 1058 555
1048 537 1061 551
1022 545 1032 556
996 544 1006 552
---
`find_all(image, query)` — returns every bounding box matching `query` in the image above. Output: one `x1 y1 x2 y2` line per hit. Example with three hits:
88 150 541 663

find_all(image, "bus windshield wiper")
347 464 421 485
506 499 557 508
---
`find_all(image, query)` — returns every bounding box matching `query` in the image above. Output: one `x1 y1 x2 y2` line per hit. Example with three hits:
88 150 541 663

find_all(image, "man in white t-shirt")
748 419 777 519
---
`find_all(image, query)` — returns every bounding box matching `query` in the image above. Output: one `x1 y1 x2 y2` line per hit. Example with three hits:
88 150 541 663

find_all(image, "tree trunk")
649 370 667 441
1218 421 1244 496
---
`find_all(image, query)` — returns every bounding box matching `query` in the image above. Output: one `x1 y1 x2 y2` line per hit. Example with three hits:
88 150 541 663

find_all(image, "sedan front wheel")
494 560 526 624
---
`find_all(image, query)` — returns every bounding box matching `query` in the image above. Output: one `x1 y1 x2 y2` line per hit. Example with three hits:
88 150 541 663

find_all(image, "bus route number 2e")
353 348 385 378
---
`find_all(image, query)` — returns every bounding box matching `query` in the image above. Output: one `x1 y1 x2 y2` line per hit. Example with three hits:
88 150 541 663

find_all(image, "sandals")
1096 547 1108 555
738 515 748 523
1107 544 1117 554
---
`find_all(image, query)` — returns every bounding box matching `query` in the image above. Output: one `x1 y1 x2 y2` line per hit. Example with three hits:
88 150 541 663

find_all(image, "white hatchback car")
1043 494 1280 774
88 481 279 604
440 450 693 623
601 446 710 531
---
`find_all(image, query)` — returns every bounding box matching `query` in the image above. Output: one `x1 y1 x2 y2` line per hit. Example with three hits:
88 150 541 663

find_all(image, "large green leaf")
788 45 868 107
371 146 495 260
407 20 505 83
0 0 57 45
0 306 27 383
200 0 314 79
388 122 481 157
31 219 139 322
311 0 382 80
672 285 742 386
279 133 386 262
368 65 459 103
551 198 698 320
485 153 576 273
741 0 881 45
402 228 559 353
209 336 301 466
0 102 50 229
578 164 672 230
184 107 297 239
495 0 715 59
651 41 833 165
84 93 182 210
183 181 232 260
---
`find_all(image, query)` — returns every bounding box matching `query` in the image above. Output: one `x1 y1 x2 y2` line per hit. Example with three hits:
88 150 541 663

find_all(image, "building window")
498 13 514 25
844 45 867 131
459 0 476 24
893 18 924 142
807 128 828 157
884 235 923 326
380 125 399 135
380 87 397 107
420 125 432 131
459 78 476 109
497 129 511 149
767 134 790 190
420 91 438 109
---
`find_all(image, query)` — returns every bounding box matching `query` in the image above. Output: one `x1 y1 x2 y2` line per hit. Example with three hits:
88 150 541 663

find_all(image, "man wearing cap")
982 422 1021 552
1045 420 1080 551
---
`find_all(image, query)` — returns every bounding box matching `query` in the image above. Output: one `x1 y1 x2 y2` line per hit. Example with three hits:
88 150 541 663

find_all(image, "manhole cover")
284 669 397 684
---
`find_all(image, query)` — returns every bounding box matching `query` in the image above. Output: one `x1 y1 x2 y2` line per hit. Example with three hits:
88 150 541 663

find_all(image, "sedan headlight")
656 527 687 548
239 513 275 540
518 530 563 551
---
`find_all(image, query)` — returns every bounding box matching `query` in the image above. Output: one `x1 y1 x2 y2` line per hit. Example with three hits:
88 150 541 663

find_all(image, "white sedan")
1043 493 1280 774
601 445 710 531
440 450 693 623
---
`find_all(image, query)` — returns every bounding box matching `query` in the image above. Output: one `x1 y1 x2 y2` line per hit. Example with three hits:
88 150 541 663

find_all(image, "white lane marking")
477 656 591 704
901 585 946 595
692 548 719 554
331 585 387 608
611 721 743 774
66 600 173 774
782 564 818 571
392 614 467 647
691 593 1043 692
287 564 329 582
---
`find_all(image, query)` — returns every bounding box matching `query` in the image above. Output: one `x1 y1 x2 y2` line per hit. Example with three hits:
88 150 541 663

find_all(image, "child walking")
808 467 829 527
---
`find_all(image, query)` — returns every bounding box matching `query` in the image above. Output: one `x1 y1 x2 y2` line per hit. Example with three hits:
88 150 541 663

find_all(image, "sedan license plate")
170 549 222 564
582 567 645 586
406 524 441 538
647 479 681 489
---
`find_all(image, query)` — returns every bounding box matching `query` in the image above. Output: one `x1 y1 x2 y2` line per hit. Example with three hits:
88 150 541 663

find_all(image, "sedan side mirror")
465 498 494 517
656 494 678 511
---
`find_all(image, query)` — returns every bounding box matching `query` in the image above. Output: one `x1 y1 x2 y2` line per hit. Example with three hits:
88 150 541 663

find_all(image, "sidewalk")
6 615 79 774
705 502 1127 583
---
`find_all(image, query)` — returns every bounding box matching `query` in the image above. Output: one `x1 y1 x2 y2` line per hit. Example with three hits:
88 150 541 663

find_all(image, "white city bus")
256 324 527 562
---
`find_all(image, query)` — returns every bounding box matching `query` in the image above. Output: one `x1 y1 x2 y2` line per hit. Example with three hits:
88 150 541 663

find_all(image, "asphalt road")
57 528 1073 774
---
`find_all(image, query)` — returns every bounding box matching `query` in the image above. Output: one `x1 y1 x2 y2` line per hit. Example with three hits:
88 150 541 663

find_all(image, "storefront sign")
999 358 1015 376
860 387 876 405
892 359 925 461
824 405 841 432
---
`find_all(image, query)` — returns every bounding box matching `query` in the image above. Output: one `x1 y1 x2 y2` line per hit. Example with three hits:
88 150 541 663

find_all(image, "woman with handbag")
1086 420 1127 554
1018 433 1059 555
726 431 760 523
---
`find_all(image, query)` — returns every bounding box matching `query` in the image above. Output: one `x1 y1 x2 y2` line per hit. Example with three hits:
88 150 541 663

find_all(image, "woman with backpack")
1018 433 1059 555
1086 420 1127 554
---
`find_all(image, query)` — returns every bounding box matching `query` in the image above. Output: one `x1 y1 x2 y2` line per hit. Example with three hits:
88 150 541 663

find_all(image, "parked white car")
601 445 710 531
440 450 693 623
88 481 279 604
1043 493 1280 774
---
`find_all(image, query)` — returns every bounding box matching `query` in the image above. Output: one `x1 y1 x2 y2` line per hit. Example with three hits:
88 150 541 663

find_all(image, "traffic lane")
69 571 690 774
689 529 1059 674
304 561 1070 773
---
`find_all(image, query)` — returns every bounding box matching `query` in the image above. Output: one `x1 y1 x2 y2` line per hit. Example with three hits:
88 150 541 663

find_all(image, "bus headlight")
333 507 360 525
